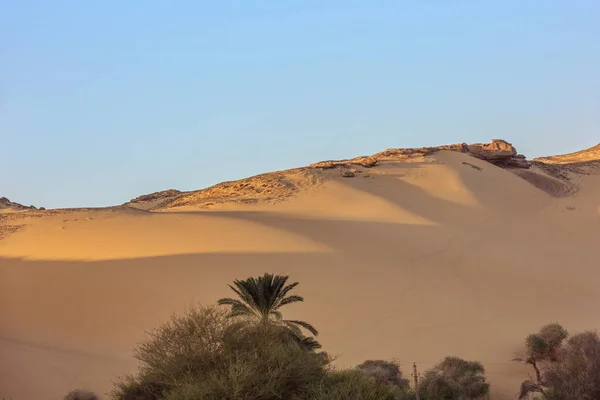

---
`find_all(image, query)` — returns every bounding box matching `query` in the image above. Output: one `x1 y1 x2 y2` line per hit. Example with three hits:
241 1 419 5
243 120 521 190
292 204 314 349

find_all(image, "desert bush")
419 356 490 400
544 330 600 399
356 360 410 389
296 369 399 400
516 323 569 398
64 389 100 400
111 305 327 400
517 323 600 399
519 330 600 400
165 368 407 400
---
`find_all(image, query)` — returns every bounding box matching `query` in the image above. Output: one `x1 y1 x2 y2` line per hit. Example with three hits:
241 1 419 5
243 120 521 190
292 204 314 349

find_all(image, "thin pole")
413 362 420 400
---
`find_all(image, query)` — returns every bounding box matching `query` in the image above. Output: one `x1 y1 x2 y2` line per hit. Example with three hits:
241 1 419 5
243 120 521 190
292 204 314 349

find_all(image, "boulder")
509 154 531 168
467 139 517 160
466 140 530 169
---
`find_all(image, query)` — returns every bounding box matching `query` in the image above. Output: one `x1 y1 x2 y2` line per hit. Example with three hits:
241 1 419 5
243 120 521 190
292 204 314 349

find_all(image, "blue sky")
1 1 599 208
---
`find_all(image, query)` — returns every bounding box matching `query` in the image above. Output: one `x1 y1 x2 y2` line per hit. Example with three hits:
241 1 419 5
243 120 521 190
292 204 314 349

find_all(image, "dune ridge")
1 140 600 400
125 139 600 211
124 139 535 211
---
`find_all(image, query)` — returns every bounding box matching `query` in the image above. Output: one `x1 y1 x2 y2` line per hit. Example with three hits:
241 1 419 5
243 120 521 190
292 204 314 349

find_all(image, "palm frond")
278 281 299 299
278 295 304 308
230 282 260 311
296 336 322 351
270 310 283 320
262 274 288 313
217 297 243 307
285 319 319 336
229 305 257 318
217 298 257 318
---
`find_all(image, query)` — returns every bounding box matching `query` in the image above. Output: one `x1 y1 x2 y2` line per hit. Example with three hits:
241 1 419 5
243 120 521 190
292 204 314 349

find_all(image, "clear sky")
1 1 599 208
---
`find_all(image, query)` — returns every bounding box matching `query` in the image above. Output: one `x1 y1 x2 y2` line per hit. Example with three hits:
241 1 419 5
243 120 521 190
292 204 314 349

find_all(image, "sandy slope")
1 151 600 399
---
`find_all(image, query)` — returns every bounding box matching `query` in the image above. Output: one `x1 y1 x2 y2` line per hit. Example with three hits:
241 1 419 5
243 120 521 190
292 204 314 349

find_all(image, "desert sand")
1 142 599 399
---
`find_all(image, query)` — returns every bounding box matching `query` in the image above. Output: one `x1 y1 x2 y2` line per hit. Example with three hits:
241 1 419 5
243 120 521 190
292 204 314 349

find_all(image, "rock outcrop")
0 197 37 211
309 139 531 170
534 143 600 165
123 189 184 210
466 139 530 168
467 140 516 160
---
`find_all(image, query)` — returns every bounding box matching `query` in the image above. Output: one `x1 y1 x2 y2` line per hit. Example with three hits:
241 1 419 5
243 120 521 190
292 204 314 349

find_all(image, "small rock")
462 162 483 171
509 157 531 168
355 157 378 168
342 171 355 178
309 161 337 169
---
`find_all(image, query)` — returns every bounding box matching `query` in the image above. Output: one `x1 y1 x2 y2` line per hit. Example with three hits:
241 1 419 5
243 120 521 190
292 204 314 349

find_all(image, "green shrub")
356 360 410 389
297 370 399 400
419 356 490 400
545 330 600 400
64 390 100 400
110 305 327 400
530 330 600 400
516 324 600 399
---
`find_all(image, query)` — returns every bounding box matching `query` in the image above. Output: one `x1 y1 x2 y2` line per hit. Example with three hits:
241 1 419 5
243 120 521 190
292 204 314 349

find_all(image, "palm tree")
217 273 318 341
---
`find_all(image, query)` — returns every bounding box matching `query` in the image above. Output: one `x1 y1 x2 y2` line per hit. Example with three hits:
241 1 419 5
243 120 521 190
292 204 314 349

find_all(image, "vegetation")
54 273 598 399
110 305 325 400
86 274 597 399
418 357 490 400
217 272 319 349
298 370 399 400
110 303 410 400
356 360 410 389
106 273 500 399
64 390 100 400
517 323 600 399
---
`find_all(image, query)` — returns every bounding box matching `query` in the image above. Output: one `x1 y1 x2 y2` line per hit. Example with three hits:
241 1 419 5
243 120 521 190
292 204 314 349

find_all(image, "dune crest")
125 139 534 211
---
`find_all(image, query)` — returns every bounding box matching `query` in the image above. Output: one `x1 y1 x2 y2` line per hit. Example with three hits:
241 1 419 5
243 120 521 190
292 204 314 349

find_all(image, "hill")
0 197 38 212
534 143 600 164
1 139 599 399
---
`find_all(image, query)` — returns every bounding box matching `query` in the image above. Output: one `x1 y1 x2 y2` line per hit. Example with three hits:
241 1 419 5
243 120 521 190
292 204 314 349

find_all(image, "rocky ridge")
534 144 600 165
309 139 529 170
127 139 532 210
0 197 40 211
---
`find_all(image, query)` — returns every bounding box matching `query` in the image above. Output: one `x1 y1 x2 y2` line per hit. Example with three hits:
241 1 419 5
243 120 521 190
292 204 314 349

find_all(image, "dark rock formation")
466 139 531 168
309 139 531 170
0 197 37 210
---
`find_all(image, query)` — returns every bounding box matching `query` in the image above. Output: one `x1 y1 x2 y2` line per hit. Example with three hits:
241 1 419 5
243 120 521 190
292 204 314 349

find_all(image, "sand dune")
1 146 600 399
